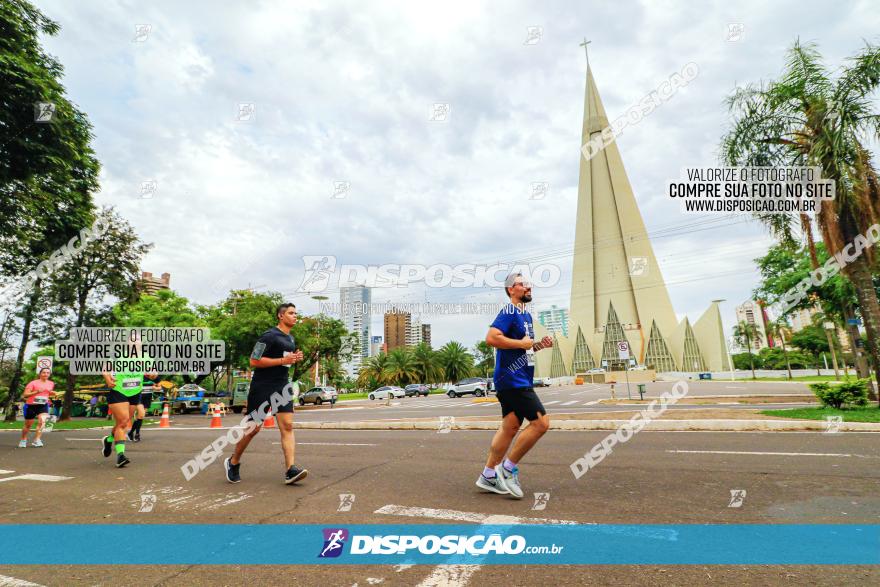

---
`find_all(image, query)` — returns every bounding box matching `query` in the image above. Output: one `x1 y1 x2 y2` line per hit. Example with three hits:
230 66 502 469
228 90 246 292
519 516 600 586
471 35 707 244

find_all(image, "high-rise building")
421 324 432 348
370 335 383 357
139 272 170 295
735 300 770 351
407 317 423 346
340 285 371 377
537 305 570 337
788 305 851 352
384 311 410 351
534 51 729 377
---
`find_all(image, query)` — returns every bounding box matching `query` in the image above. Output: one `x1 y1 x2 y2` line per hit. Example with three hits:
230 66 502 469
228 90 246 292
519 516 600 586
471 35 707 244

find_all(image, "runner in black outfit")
224 303 306 485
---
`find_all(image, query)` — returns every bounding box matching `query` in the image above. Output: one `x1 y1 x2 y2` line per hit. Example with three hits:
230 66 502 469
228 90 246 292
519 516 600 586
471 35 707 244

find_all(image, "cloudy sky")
35 0 880 349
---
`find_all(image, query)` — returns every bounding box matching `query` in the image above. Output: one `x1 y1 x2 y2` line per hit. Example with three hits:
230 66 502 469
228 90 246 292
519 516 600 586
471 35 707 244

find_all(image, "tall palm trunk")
780 334 792 380
745 332 756 379
801 214 868 378
844 304 870 378
847 257 880 403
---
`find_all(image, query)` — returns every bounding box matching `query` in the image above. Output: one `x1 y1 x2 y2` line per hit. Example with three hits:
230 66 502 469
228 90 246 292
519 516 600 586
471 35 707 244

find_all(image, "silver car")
299 386 338 406
447 377 488 398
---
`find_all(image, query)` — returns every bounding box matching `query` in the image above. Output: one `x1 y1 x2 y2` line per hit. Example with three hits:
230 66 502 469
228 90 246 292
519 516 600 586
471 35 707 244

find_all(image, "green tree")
732 321 760 379
437 341 474 383
0 0 99 238
789 323 835 375
291 314 353 384
48 207 150 418
753 242 871 377
383 347 419 386
473 340 495 378
765 320 793 379
357 352 389 389
411 342 441 384
721 40 880 401
205 290 280 391
0 0 100 421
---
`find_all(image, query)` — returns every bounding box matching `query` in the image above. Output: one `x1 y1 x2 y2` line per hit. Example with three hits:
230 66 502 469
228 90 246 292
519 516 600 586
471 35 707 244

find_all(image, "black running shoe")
224 457 241 483
133 432 141 443
284 465 308 485
126 429 134 442
102 436 113 458
116 453 130 468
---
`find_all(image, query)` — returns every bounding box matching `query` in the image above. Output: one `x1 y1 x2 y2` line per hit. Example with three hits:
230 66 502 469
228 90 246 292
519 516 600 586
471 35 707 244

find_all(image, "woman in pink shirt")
19 368 57 448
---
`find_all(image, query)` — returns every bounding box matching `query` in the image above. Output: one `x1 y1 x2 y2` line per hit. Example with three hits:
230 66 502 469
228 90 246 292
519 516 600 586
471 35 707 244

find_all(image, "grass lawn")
762 406 880 422
0 418 158 430
337 389 447 401
0 418 153 431
715 374 873 383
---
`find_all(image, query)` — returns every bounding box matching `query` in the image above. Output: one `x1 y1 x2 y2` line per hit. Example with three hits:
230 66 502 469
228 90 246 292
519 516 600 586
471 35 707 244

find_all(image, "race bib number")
526 348 536 366
251 341 267 360
32 395 48 405
122 379 140 389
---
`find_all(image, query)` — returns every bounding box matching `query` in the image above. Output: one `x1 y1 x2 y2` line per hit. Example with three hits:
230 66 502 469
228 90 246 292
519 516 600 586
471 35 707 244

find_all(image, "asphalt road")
1 423 878 586
227 380 818 423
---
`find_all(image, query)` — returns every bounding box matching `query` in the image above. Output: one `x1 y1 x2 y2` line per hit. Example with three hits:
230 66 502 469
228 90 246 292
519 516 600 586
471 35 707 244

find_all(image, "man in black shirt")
225 303 306 485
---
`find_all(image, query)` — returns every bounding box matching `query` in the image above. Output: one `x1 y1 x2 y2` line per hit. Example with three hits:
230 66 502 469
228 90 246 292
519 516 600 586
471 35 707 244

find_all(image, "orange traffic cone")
159 403 171 428
209 404 222 428
263 412 276 428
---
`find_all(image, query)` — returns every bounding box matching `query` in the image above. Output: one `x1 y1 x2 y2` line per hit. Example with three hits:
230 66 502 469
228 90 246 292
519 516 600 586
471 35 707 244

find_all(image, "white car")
447 377 489 398
368 386 405 400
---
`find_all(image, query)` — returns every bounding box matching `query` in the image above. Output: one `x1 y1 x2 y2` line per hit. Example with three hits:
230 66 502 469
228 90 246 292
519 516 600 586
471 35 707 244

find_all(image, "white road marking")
561 400 579 406
416 565 481 587
376 505 579 587
582 400 601 406
726 386 746 389
0 574 46 587
0 469 15 474
543 401 561 406
571 386 605 396
666 450 859 457
205 493 253 510
0 474 72 483
374 504 578 525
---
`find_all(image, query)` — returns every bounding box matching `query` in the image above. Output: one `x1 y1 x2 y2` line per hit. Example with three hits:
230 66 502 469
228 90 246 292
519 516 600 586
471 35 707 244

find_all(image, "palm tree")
436 341 474 383
357 352 388 389
383 347 419 386
721 40 880 402
411 342 441 384
733 320 760 379
765 319 793 380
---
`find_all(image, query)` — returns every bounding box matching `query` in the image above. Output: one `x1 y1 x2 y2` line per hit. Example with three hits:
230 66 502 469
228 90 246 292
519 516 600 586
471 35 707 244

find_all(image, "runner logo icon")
319 528 349 558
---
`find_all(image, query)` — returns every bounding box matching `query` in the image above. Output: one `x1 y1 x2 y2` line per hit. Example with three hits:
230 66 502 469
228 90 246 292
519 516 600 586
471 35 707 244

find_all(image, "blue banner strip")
1 524 877 565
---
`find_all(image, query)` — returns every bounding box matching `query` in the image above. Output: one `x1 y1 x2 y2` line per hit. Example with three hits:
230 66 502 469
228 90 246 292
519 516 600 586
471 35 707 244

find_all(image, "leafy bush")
810 379 870 409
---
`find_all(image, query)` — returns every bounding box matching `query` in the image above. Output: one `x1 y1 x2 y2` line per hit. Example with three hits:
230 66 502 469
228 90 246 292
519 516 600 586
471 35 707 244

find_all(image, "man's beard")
522 293 532 303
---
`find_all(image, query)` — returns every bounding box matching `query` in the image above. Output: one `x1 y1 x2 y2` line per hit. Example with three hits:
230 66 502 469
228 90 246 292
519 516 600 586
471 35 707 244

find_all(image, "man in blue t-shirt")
475 272 553 499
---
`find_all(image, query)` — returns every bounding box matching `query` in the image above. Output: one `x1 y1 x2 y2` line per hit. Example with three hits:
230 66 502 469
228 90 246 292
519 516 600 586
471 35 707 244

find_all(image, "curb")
289 419 880 432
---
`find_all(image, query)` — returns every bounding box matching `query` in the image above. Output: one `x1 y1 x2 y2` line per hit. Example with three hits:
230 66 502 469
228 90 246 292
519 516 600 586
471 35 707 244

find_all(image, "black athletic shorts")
107 390 141 405
23 404 48 420
140 392 153 406
496 387 546 424
245 382 294 421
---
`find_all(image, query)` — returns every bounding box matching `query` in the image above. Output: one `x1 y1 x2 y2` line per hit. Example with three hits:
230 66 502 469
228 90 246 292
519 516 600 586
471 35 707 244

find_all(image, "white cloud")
34 0 879 350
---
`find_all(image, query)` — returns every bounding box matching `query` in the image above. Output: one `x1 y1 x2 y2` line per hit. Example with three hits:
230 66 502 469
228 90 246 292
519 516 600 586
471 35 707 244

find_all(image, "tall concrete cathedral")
534 55 731 376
